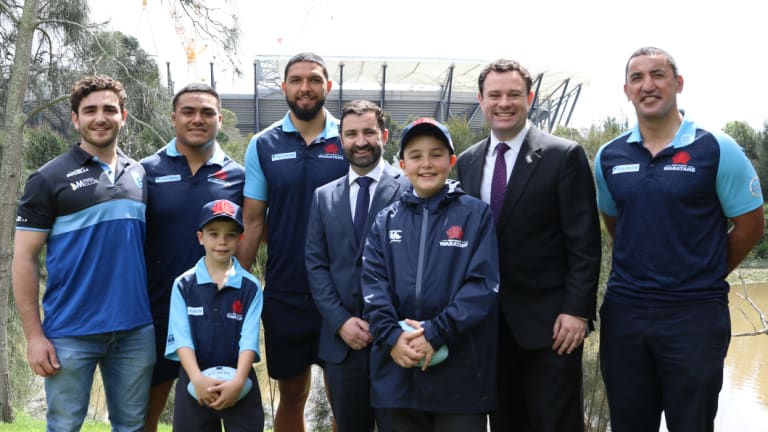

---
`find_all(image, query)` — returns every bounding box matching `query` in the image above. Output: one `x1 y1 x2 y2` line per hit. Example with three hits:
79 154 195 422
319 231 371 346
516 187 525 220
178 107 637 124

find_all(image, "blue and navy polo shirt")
16 143 151 337
244 110 348 293
165 258 263 370
141 139 245 318
595 114 763 305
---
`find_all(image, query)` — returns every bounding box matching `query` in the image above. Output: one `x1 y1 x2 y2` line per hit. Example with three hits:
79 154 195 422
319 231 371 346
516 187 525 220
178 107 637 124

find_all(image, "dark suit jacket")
456 126 601 350
306 164 410 363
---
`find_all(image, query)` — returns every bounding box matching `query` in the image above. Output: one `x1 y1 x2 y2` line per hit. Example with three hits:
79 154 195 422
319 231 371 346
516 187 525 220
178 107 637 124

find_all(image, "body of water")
716 282 768 431
659 282 768 431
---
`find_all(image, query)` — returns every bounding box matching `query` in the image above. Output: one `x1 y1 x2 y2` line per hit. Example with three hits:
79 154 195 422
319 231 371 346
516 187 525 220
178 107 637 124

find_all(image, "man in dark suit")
306 100 407 432
456 59 601 432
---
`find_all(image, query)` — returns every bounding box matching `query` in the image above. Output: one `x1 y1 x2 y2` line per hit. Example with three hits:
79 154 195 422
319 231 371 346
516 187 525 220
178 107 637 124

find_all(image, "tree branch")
0 1 20 25
731 268 768 337
127 112 166 144
24 94 69 121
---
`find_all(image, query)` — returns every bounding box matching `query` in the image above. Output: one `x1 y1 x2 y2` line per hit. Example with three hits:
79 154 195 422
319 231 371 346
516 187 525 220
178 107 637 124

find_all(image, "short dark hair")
477 59 533 95
340 100 385 133
70 75 127 114
172 82 221 111
625 46 679 80
284 52 329 81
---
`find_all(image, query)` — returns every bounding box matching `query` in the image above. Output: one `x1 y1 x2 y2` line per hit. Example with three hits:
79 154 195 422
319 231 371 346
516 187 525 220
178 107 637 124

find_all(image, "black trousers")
389 408 487 432
491 319 585 432
324 348 392 432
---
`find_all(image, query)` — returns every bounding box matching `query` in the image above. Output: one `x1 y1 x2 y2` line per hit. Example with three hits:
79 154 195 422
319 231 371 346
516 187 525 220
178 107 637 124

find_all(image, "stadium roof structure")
220 55 587 135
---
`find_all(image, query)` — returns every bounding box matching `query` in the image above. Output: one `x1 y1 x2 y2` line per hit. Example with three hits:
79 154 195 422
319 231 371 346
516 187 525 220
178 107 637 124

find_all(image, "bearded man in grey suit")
306 100 407 432
456 59 601 432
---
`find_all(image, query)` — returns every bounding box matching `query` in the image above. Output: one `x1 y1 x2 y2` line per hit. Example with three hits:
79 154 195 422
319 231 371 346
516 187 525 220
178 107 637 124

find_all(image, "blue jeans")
45 324 155 432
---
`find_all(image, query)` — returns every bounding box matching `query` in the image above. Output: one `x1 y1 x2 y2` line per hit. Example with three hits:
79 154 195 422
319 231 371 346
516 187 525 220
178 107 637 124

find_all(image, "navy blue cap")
198 199 243 231
399 118 454 158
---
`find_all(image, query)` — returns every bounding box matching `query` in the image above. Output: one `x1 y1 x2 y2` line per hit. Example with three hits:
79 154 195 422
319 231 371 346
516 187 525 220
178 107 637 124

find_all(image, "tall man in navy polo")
238 52 348 431
141 83 245 431
595 46 765 432
12 75 154 431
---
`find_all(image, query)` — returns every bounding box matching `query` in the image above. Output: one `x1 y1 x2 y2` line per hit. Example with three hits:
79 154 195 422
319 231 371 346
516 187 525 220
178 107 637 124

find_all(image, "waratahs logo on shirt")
319 142 345 160
325 143 339 154
227 299 244 321
208 169 230 186
672 151 690 165
440 225 468 248
664 150 696 173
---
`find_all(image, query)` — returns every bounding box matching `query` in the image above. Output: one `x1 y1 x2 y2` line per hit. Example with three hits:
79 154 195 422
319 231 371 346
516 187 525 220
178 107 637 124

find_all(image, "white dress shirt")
348 161 385 219
480 121 531 204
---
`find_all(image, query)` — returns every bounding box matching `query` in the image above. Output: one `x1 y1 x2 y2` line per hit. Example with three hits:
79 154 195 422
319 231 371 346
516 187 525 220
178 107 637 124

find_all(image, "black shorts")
261 290 322 380
173 367 264 431
151 316 181 385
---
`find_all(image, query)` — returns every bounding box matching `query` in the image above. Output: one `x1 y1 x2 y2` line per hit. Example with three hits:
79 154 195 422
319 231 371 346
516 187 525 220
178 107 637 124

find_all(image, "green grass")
2 410 173 431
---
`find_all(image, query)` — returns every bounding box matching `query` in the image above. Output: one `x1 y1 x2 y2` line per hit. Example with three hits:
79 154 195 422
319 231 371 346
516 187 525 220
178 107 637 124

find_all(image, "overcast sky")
91 0 767 131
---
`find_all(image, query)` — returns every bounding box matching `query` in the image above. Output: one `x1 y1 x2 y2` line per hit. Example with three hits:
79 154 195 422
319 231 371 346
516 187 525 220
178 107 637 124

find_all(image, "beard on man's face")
286 95 326 121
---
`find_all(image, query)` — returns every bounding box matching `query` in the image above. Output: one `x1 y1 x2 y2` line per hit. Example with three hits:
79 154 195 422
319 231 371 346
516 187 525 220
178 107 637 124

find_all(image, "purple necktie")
354 176 373 242
490 142 509 223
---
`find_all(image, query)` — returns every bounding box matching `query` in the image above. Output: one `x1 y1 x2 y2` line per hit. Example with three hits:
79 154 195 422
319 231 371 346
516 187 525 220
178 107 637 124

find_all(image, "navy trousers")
600 299 730 432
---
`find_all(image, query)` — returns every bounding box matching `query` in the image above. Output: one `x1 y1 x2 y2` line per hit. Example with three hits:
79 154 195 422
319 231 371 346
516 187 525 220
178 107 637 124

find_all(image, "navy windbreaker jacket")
362 180 500 413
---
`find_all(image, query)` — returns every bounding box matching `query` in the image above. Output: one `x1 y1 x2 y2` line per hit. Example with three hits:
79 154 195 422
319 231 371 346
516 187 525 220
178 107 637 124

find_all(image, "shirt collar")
348 160 385 185
280 109 341 141
163 137 227 166
71 143 129 168
193 256 245 289
488 121 530 156
627 110 697 149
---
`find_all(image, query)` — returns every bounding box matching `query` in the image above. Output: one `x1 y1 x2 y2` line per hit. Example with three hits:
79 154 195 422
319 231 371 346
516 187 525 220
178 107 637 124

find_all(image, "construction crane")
168 3 208 82
139 0 207 83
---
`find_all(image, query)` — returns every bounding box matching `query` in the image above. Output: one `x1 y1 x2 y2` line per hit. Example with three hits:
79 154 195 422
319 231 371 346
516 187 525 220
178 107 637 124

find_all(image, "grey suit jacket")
306 163 410 363
456 126 601 349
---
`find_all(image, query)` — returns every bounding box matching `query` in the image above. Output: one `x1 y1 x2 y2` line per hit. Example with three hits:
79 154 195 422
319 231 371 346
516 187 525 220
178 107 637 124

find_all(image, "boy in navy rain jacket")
362 118 500 431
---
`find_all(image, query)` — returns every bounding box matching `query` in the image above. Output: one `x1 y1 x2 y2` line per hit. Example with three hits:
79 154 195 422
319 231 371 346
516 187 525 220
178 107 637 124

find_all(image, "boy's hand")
191 375 223 406
207 378 246 410
390 326 425 368
404 319 436 370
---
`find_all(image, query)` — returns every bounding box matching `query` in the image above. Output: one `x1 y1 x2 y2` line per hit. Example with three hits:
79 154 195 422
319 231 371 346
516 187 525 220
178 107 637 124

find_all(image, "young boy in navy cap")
165 199 264 431
362 118 500 431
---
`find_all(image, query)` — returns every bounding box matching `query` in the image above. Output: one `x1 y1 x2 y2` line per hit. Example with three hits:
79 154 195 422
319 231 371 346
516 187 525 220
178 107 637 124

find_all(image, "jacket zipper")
414 205 428 317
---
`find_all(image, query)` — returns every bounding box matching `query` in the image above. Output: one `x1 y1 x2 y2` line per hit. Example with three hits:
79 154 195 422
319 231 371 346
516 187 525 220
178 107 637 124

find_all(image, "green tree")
0 0 241 422
723 120 760 160
218 107 248 164
0 0 60 420
22 125 68 171
723 120 766 194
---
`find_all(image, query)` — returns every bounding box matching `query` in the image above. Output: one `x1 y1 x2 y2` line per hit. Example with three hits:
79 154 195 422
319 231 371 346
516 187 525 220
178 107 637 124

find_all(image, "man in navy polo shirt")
595 46 765 432
141 82 245 431
12 75 154 431
238 52 347 431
